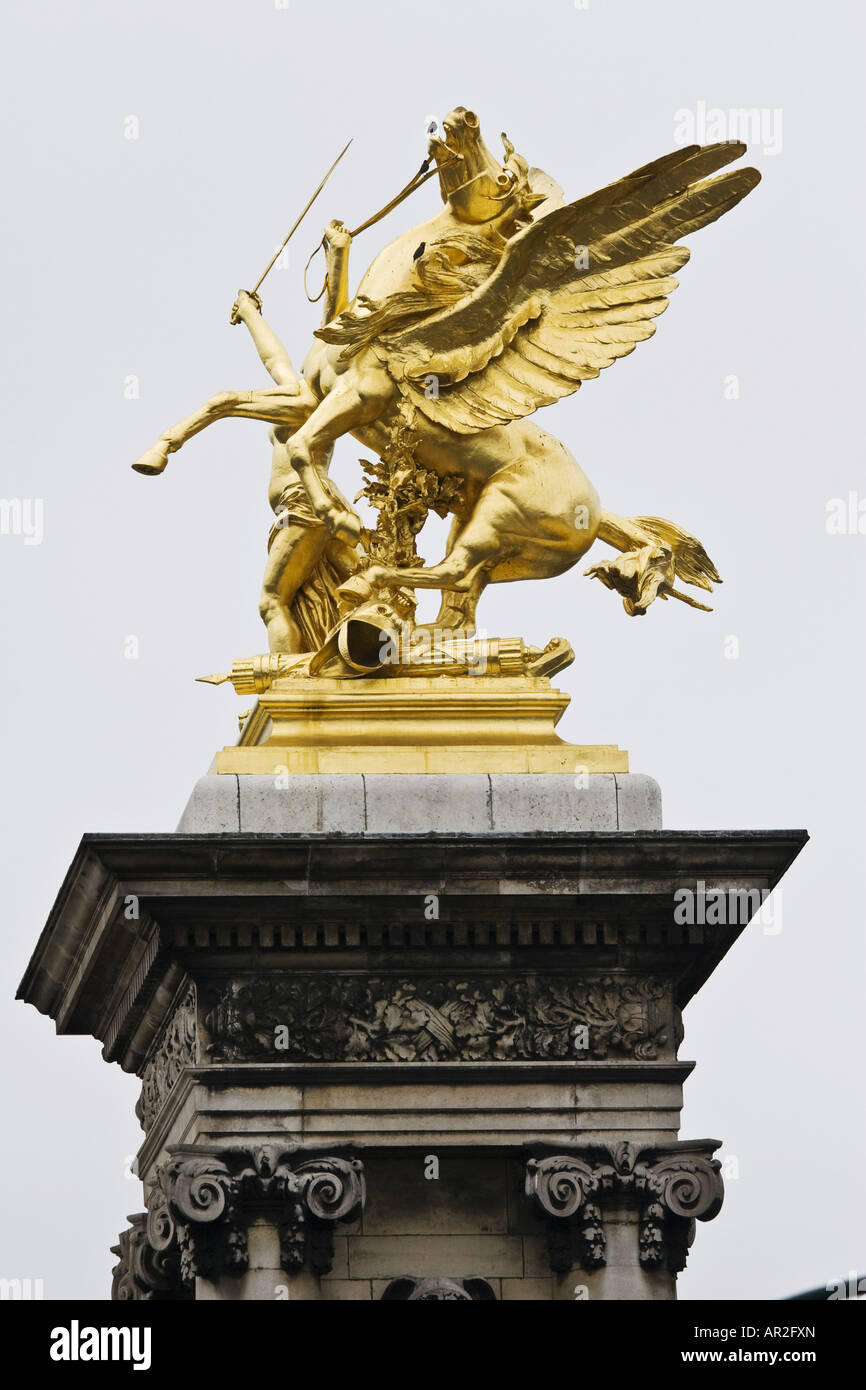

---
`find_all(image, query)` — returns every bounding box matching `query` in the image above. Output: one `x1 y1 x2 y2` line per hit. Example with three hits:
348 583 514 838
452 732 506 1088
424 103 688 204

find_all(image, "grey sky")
1 0 863 1300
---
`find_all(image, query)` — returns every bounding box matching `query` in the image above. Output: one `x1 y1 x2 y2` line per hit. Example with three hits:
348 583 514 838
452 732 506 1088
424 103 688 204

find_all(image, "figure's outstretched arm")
321 220 352 326
231 290 302 388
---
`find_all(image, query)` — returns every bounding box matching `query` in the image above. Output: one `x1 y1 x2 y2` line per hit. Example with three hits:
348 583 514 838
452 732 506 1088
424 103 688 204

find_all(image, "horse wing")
380 143 760 434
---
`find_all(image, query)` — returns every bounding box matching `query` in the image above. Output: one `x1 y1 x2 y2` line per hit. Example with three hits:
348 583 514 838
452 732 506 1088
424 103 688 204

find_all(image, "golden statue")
132 109 759 773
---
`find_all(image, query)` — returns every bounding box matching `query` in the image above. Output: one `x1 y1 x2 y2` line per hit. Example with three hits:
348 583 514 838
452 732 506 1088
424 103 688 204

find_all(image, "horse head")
428 106 548 226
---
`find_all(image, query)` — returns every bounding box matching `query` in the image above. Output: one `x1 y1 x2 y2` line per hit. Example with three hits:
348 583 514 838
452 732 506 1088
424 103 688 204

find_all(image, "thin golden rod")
249 138 353 298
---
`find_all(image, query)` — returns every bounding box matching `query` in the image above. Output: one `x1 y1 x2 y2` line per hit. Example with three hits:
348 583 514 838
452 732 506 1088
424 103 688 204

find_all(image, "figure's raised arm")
321 220 352 326
230 289 304 389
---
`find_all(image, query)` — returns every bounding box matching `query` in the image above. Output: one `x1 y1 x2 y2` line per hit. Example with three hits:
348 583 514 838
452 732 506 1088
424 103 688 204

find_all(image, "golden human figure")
133 108 759 664
228 221 359 653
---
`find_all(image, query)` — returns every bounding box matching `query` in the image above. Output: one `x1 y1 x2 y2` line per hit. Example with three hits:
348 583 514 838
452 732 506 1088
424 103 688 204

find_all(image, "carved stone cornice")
525 1141 724 1274
18 828 806 1078
138 1146 365 1293
204 974 674 1064
19 831 808 1085
136 982 197 1131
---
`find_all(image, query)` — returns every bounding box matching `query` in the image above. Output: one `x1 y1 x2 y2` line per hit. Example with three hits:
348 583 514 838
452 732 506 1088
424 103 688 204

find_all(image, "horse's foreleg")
286 368 394 542
132 387 314 475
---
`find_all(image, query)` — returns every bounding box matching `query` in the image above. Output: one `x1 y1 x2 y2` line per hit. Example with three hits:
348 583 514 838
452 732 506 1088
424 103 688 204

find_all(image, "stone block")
363 775 492 832
239 774 318 832
347 1234 524 1279
237 775 367 833
176 770 664 834
301 1080 579 1115
489 774 618 830
506 1160 543 1236
501 1278 553 1300
615 773 663 830
522 1235 553 1278
361 1157 507 1236
321 1235 349 1280
321 1279 373 1300
176 776 239 832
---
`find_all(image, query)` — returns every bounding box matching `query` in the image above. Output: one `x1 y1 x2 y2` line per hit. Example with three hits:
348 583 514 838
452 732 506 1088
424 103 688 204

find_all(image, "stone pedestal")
17 773 806 1301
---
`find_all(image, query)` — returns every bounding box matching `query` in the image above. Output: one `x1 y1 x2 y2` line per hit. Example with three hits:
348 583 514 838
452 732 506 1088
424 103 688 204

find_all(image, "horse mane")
315 227 508 361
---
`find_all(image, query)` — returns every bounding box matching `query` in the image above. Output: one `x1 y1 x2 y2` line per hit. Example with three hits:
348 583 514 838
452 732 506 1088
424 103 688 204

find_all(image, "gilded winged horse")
132 108 760 654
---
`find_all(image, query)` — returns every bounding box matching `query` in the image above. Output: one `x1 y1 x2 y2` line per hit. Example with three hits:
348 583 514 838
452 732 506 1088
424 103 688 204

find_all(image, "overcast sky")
1 0 863 1301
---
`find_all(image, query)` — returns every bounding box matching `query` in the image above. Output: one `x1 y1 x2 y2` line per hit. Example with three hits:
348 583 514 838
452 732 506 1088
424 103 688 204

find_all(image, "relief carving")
204 974 671 1064
136 982 197 1131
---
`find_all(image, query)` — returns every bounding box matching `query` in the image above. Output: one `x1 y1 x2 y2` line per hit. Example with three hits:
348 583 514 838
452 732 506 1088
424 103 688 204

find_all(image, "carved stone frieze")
134 1146 365 1294
136 982 197 1131
204 974 672 1064
525 1142 724 1275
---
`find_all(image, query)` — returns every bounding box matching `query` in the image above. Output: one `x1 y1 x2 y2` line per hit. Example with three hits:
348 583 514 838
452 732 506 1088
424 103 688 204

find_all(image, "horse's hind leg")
428 569 487 633
424 509 488 631
358 508 503 596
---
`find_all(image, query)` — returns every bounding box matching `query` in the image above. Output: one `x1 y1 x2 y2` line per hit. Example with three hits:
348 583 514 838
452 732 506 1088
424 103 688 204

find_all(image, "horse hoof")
337 574 375 605
132 446 169 475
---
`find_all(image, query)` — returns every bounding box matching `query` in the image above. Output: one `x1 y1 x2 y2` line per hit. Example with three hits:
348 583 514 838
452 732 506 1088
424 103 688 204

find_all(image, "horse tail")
586 510 721 615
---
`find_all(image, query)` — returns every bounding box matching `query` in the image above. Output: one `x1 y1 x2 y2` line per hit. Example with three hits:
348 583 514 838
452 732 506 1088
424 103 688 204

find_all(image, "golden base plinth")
214 674 628 776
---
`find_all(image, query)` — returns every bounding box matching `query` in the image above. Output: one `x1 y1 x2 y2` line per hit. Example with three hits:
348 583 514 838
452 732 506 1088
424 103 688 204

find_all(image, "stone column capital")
110 1213 188 1301
525 1141 724 1274
112 1147 365 1298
